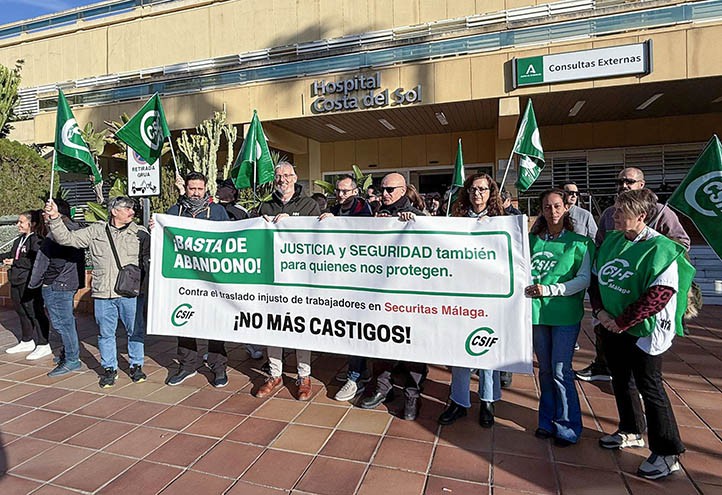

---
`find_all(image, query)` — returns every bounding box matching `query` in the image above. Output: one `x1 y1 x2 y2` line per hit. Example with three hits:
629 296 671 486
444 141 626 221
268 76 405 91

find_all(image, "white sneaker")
27 344 52 360
334 379 364 401
6 340 35 354
637 453 680 480
599 431 645 449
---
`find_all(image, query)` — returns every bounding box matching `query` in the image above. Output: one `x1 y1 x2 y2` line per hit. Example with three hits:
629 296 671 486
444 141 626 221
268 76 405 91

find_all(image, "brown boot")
296 376 312 401
255 376 282 398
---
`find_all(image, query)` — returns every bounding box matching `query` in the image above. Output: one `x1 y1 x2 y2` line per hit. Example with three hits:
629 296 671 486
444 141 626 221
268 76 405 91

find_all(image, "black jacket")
2 233 42 287
29 219 86 292
330 196 373 217
377 196 426 217
256 185 320 217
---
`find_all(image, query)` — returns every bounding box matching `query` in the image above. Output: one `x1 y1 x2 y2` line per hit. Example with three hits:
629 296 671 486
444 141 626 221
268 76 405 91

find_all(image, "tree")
176 110 237 197
0 60 23 139
0 139 51 215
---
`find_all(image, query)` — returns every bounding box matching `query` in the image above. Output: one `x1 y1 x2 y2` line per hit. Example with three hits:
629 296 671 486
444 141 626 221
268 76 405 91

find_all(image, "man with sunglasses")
575 167 690 382
360 172 426 420
562 181 597 239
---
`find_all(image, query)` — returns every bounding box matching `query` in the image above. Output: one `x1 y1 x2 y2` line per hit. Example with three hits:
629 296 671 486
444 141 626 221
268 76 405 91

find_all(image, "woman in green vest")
526 188 594 446
592 189 694 480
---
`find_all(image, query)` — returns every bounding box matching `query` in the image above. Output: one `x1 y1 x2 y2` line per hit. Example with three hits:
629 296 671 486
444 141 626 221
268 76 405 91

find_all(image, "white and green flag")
668 135 722 260
513 100 545 193
115 93 170 165
231 110 275 189
54 89 102 184
446 138 465 215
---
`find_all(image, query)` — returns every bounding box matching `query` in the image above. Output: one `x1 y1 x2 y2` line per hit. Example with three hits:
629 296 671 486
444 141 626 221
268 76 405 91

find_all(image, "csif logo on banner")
465 327 499 356
683 171 722 217
171 303 195 327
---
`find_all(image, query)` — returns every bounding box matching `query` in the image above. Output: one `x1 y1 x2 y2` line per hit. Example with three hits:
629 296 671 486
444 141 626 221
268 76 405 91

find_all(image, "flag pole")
49 149 56 200
499 147 516 193
165 135 181 180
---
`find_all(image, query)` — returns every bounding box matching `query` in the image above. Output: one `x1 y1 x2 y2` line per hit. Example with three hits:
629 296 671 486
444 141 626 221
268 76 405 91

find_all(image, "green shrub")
0 138 53 215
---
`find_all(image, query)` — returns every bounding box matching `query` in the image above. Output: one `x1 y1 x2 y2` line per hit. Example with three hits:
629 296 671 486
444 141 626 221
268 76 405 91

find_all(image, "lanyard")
15 234 30 260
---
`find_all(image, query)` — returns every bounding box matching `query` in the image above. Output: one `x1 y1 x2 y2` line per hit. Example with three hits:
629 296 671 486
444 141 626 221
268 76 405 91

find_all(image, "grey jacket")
48 216 149 298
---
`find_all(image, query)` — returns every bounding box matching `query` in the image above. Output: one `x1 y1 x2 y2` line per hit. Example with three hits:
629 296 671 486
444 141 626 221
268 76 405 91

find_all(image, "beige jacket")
48 217 148 299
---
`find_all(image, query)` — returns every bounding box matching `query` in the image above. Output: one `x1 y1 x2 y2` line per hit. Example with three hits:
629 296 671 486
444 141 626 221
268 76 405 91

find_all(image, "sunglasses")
565 190 579 196
380 186 403 194
616 178 641 186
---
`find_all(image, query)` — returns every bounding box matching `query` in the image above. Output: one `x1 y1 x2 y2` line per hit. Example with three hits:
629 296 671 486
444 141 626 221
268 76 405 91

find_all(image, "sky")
2 0 102 26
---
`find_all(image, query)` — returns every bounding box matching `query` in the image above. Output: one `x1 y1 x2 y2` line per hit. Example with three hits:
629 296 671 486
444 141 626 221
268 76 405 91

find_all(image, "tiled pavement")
0 307 721 494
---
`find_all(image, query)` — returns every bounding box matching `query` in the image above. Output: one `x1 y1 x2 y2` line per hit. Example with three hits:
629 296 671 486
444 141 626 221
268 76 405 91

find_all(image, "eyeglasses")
274 174 296 180
468 186 490 195
335 188 356 195
565 190 579 196
616 178 641 186
380 186 403 194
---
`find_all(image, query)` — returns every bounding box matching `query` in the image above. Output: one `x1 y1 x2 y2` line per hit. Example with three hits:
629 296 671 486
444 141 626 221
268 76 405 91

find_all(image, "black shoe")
359 389 395 409
438 401 468 425
403 392 420 421
213 370 229 388
535 428 553 439
574 364 612 382
479 401 494 428
166 369 197 386
129 365 146 383
554 437 575 447
99 367 118 388
500 371 513 389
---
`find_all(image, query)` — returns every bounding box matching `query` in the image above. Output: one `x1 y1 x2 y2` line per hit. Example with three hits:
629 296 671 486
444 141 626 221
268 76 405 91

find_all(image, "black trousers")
374 360 427 398
601 329 685 456
592 323 609 369
10 285 49 345
177 337 227 373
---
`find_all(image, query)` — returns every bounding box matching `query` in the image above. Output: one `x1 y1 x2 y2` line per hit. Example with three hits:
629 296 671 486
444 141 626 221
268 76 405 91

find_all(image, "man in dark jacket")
166 172 231 388
254 161 320 401
29 199 86 377
360 172 427 420
319 174 373 401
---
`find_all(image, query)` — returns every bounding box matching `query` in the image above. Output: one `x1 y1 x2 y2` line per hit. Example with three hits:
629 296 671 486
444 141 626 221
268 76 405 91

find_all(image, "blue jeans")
347 355 367 382
42 287 79 362
94 297 144 369
450 367 501 407
533 323 582 443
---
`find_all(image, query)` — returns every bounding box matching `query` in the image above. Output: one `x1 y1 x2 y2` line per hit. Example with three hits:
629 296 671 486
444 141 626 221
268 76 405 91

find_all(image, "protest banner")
148 215 533 372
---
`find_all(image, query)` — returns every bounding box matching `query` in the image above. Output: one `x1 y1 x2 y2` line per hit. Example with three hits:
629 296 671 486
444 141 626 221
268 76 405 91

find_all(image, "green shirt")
530 231 594 326
595 230 695 339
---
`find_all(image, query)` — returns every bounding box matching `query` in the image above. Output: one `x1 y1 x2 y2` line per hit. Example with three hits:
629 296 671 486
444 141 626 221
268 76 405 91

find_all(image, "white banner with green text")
148 214 533 372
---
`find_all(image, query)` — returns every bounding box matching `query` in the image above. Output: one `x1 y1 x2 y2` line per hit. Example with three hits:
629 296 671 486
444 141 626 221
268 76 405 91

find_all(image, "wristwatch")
592 308 602 319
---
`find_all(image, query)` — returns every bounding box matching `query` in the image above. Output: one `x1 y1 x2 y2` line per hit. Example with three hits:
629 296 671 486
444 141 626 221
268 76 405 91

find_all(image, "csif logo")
530 251 556 281
140 110 162 151
171 303 195 327
465 327 499 357
598 258 634 286
683 171 722 217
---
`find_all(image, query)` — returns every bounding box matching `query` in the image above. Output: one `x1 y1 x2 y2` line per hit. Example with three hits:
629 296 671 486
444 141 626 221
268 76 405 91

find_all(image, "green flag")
231 110 274 189
446 138 465 215
513 100 545 193
54 89 101 184
668 135 722 260
115 93 170 165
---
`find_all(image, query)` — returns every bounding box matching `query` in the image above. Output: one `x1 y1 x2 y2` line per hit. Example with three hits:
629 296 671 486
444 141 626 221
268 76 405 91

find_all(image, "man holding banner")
360 173 427 421
254 162 320 400
165 172 231 388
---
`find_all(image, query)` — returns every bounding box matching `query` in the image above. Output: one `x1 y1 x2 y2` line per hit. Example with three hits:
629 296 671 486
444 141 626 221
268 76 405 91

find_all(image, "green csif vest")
529 231 594 326
595 230 695 337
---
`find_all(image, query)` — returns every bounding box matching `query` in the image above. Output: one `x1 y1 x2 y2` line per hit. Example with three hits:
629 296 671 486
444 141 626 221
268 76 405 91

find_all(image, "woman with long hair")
438 173 505 428
526 189 593 446
2 210 51 359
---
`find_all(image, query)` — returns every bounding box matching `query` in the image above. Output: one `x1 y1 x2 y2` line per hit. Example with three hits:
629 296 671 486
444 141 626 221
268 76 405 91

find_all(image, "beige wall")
1 0 547 88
